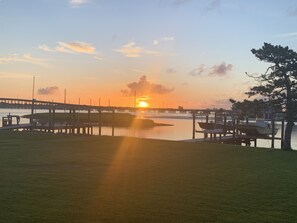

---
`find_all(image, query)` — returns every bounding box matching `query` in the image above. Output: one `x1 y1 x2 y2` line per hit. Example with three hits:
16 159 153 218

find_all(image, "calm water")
0 109 296 150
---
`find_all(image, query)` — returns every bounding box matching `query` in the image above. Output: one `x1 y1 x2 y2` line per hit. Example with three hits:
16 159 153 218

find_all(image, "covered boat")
237 120 278 136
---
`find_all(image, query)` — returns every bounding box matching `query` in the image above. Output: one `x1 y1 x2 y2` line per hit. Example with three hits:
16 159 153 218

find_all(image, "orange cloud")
0 54 47 66
115 42 159 58
121 75 174 96
57 41 96 54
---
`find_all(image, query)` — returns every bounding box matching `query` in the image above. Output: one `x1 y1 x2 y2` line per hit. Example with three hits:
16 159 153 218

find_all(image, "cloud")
159 0 192 7
205 0 220 12
38 41 102 60
69 0 89 7
153 40 159 45
57 41 96 54
0 72 33 79
190 62 232 77
38 44 55 52
39 42 96 54
115 42 142 58
153 36 174 46
166 68 176 73
93 55 103 61
287 8 297 16
163 36 174 41
38 86 59 95
274 32 297 41
0 54 47 66
274 32 297 37
189 64 206 76
115 42 159 58
121 75 174 96
209 62 233 76
132 69 151 74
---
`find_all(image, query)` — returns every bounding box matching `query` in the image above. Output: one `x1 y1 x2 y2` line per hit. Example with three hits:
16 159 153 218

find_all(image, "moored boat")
237 120 278 136
198 121 234 132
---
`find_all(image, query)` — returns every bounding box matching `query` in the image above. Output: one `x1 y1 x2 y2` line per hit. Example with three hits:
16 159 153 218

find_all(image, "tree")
247 43 297 150
229 98 281 120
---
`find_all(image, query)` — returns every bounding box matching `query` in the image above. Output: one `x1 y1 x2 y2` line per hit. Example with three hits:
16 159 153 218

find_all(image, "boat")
237 120 278 136
198 121 234 133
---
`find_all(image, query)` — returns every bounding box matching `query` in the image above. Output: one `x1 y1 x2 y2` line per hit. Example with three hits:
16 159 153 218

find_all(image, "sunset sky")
1 0 297 108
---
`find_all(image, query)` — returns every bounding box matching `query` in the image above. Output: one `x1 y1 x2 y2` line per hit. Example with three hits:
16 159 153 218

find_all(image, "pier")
0 97 285 148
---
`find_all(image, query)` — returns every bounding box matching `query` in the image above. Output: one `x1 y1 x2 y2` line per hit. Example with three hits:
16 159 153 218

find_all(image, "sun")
138 101 149 108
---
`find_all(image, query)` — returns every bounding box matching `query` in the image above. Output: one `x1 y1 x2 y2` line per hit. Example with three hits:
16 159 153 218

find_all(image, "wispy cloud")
209 62 233 76
159 0 192 7
287 7 297 16
163 36 174 41
38 86 59 95
205 0 220 12
274 32 297 37
190 62 233 77
153 40 159 45
153 36 174 46
39 41 102 60
132 69 151 74
0 54 47 66
189 64 206 76
39 41 96 54
166 68 176 73
121 75 174 96
115 42 159 58
69 0 89 7
93 55 103 61
38 44 55 52
115 42 142 58
0 72 33 79
57 41 96 54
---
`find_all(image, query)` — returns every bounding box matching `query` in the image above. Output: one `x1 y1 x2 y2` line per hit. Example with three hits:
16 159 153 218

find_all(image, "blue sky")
1 0 297 108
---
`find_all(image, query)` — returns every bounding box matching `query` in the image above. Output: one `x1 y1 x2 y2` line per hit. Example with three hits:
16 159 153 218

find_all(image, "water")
1 109 296 150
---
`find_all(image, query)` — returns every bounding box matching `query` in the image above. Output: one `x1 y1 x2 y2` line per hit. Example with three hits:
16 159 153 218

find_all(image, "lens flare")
138 101 149 108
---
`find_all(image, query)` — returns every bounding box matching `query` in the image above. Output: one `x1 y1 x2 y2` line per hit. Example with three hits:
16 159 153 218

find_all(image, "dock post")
232 116 236 139
49 108 52 132
281 118 285 148
236 118 239 136
69 110 72 134
271 115 275 149
98 109 102 136
72 109 76 134
30 99 35 130
192 111 196 140
52 106 55 133
223 114 227 136
88 109 91 135
204 115 209 139
112 109 115 136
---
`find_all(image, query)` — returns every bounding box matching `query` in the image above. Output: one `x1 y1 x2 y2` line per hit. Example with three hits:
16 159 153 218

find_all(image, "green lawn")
1 131 297 222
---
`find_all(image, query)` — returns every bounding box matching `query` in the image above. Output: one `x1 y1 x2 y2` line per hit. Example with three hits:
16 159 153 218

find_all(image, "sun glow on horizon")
137 100 149 108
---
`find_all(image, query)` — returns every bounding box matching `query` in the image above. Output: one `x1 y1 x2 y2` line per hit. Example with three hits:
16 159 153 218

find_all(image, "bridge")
0 97 228 139
0 97 284 149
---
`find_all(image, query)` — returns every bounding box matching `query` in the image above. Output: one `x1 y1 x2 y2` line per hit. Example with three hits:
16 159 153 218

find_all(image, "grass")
1 131 297 222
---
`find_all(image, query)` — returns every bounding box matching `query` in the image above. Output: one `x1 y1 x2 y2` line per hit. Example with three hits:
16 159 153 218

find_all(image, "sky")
1 0 297 109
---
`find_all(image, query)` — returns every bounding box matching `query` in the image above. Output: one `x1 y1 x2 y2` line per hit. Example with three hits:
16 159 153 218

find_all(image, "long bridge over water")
0 97 216 138
0 97 284 148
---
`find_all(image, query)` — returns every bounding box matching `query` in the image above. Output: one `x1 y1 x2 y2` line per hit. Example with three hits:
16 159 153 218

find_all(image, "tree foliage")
247 43 297 150
229 98 281 120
